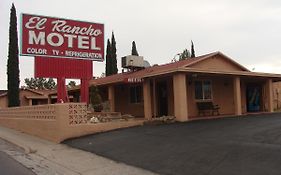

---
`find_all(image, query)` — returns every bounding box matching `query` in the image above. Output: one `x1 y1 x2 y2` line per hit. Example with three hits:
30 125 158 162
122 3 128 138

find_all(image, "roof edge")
184 51 250 72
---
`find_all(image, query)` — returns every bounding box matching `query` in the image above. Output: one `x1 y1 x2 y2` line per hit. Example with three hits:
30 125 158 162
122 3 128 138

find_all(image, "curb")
0 127 37 154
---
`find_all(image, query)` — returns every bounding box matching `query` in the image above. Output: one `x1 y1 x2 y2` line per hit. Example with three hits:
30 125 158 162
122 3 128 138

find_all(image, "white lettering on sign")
64 34 77 48
65 50 102 58
25 17 47 30
127 78 143 83
28 32 100 50
22 14 104 60
78 36 89 49
28 31 45 45
91 37 100 50
47 33 64 47
25 17 101 50
51 20 102 37
27 48 47 54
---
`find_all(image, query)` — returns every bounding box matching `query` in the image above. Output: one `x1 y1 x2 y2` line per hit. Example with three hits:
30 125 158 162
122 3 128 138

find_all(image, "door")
246 85 262 112
157 81 168 116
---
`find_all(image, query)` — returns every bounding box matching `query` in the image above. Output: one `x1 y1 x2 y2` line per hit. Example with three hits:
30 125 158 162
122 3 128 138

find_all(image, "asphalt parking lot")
64 113 281 175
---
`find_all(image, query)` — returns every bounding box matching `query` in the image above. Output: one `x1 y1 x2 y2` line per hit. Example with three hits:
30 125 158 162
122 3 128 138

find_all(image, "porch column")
29 99 32 106
47 97 51 104
143 79 152 120
108 85 115 112
266 79 274 112
173 73 188 121
233 76 242 115
152 78 157 117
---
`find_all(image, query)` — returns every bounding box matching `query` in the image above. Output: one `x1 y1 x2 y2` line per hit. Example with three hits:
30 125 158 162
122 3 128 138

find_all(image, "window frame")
194 80 213 101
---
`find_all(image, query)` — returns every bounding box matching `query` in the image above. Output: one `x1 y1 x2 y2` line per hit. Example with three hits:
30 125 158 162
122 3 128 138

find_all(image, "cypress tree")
7 3 20 107
105 39 111 76
111 32 118 74
131 41 139 56
191 40 195 58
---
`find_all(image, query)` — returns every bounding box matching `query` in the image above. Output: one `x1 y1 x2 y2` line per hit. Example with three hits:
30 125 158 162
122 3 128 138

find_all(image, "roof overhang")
140 67 281 82
25 96 49 99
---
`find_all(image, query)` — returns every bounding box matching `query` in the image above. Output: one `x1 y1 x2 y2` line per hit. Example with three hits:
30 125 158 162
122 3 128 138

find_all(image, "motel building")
88 51 281 122
1 51 281 122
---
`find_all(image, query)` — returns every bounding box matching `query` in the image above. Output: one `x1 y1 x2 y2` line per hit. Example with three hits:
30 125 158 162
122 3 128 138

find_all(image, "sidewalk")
0 126 157 175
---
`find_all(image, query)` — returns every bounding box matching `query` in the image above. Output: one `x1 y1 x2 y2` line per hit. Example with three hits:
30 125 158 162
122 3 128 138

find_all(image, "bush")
89 86 103 112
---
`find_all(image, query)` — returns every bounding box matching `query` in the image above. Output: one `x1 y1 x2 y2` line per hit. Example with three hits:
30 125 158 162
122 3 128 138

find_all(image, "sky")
1 0 281 89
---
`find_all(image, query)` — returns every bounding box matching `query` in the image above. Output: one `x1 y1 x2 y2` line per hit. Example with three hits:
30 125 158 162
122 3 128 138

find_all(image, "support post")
29 99 32 106
152 78 157 117
266 79 274 112
80 78 90 104
143 79 152 120
233 76 242 115
57 77 67 103
173 73 188 121
47 97 51 104
108 85 115 112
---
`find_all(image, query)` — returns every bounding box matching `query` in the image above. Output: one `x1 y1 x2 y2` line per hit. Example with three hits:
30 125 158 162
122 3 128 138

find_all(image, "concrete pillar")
266 79 274 112
173 73 188 121
152 79 157 117
143 79 152 120
80 78 90 104
108 85 115 112
47 97 51 104
233 76 242 115
57 77 67 103
29 99 32 106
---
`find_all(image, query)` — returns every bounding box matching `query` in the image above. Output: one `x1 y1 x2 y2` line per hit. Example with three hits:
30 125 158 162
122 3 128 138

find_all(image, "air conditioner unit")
121 55 144 68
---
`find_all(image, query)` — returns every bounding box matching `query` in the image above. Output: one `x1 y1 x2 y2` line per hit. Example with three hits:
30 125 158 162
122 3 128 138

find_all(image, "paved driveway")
64 113 281 175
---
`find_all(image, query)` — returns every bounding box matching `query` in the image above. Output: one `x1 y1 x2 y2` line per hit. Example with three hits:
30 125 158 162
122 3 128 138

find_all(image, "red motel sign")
21 14 104 61
35 57 92 78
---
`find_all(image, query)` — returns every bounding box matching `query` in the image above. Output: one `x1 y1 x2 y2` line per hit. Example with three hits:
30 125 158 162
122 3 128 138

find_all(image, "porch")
98 72 275 122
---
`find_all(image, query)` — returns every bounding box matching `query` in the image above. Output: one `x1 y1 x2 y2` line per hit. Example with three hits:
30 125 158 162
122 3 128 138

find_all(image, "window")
195 80 212 100
130 85 142 103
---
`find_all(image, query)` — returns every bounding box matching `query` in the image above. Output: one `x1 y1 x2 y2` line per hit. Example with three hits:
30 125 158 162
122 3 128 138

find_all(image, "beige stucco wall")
190 55 246 72
114 84 144 117
0 96 8 108
0 103 143 143
187 75 235 117
212 77 235 115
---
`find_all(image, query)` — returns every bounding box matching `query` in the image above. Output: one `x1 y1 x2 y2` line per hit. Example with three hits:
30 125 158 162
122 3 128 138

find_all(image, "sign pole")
57 77 67 103
80 78 90 104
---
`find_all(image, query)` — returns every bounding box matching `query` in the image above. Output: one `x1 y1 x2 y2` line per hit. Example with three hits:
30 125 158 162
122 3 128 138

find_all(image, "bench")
196 102 220 116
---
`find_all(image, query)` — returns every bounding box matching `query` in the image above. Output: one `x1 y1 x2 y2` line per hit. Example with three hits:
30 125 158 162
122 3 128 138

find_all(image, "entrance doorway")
246 85 262 112
157 81 168 116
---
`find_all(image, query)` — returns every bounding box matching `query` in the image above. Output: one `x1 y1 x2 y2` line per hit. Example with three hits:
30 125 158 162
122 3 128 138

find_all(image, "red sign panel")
35 57 92 79
21 14 104 61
